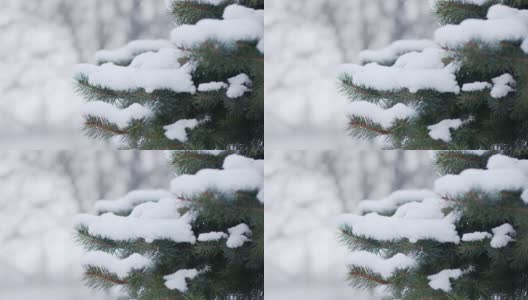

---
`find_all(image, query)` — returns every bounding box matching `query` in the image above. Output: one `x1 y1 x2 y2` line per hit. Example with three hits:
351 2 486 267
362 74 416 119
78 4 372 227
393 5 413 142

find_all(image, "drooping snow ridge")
171 154 263 196
427 269 464 292
490 73 516 99
95 189 173 214
359 39 436 64
347 251 416 279
341 63 460 94
434 168 528 202
82 251 151 279
198 231 228 242
130 48 185 70
490 223 516 248
393 198 449 220
82 101 151 129
487 154 528 176
164 269 199 292
129 198 187 220
76 212 196 244
170 4 264 53
346 101 416 128
462 81 491 92
427 118 465 143
77 62 196 94
227 73 252 99
358 189 437 214
393 48 447 70
163 117 209 142
226 223 252 248
339 212 460 244
435 4 528 52
198 81 228 92
462 231 492 242
95 39 172 64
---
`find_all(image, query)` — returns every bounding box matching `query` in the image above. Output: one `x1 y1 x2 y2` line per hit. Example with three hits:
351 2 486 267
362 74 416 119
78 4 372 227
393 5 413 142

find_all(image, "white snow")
434 168 527 200
358 189 437 214
81 251 151 279
81 101 150 129
346 251 416 279
487 154 528 175
462 81 491 92
490 73 516 99
163 118 208 142
393 47 447 70
77 62 196 94
359 40 436 64
129 198 187 219
393 197 449 220
427 269 463 292
226 223 252 248
227 73 252 99
76 212 196 244
461 231 491 242
435 5 528 51
95 189 172 214
346 101 416 128
170 4 263 52
170 154 263 196
163 269 199 292
339 211 460 244
490 223 515 248
129 48 184 70
198 82 228 92
427 119 465 142
198 232 228 242
95 40 173 64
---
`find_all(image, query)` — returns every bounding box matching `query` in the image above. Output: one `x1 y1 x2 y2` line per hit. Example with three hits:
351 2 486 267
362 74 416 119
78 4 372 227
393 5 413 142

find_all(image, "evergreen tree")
339 150 528 299
76 151 264 300
75 0 264 156
340 1 528 150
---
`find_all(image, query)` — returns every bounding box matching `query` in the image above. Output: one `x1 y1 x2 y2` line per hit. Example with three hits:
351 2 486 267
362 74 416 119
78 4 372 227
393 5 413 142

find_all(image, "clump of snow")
129 198 187 219
164 269 199 292
198 232 228 242
427 269 464 292
435 5 528 51
347 251 416 279
226 223 252 248
198 81 228 92
490 73 516 99
427 119 464 142
490 223 516 248
393 198 449 220
359 39 436 64
129 48 184 70
95 40 172 64
170 154 263 196
171 4 263 52
339 211 460 244
257 189 264 204
82 251 151 279
82 101 151 129
95 189 172 214
487 154 528 175
76 210 196 244
462 231 492 242
358 189 437 214
346 101 416 128
462 81 491 92
227 73 252 98
340 47 460 94
163 117 209 142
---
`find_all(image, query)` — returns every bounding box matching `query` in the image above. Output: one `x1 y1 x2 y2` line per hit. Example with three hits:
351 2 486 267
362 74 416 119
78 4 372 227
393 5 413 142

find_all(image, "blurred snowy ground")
265 149 437 299
0 151 172 299
0 0 172 149
265 0 437 149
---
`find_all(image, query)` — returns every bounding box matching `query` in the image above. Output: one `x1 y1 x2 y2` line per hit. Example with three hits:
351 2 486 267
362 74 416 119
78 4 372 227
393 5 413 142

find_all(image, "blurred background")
0 150 173 299
265 149 438 299
0 0 172 149
265 0 438 149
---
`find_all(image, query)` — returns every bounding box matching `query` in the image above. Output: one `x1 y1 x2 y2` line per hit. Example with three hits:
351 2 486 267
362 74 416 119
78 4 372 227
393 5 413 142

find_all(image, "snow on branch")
95 189 173 214
95 40 173 65
171 4 264 53
82 251 152 279
357 189 437 215
81 101 151 130
347 101 416 129
359 39 435 65
347 251 416 279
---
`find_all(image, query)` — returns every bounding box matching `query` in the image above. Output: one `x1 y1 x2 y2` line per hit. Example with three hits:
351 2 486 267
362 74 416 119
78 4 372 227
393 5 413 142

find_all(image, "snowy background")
0 151 173 299
0 0 172 149
265 0 438 149
265 149 438 299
